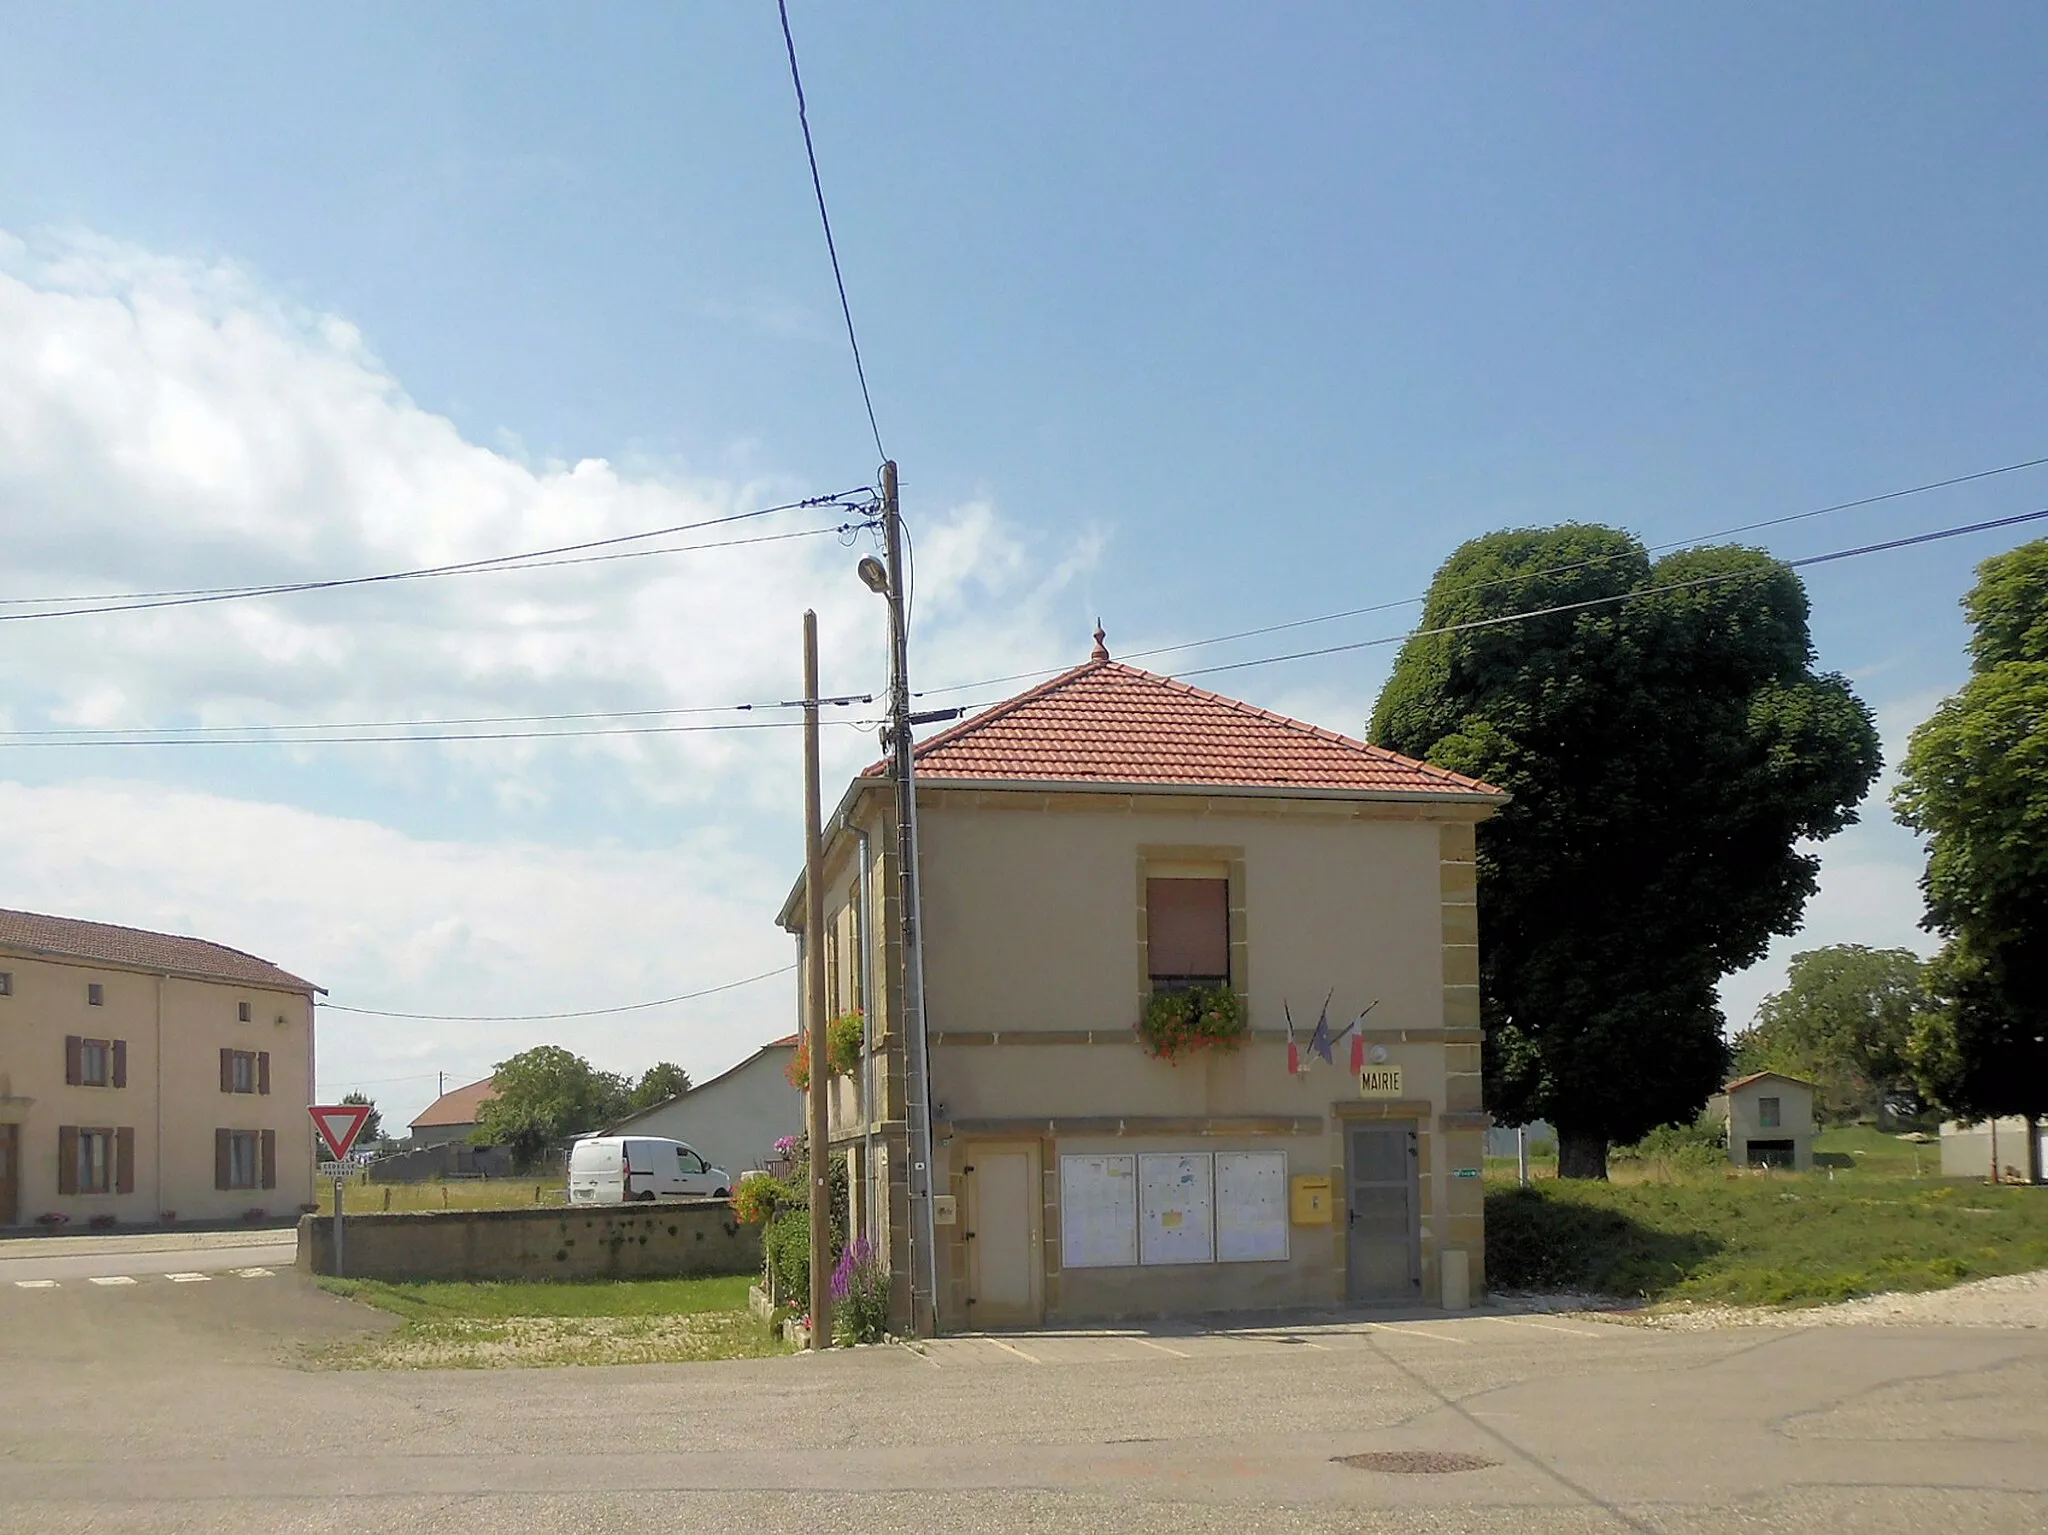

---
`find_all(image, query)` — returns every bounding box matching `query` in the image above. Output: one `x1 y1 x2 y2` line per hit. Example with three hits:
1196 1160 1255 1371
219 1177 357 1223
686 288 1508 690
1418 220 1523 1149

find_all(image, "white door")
675 1144 714 1196
966 1143 1041 1327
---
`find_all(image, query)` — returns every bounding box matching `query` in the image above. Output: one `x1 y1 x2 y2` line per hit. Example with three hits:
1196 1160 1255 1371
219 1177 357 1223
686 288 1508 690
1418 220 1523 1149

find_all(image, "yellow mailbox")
1290 1174 1332 1225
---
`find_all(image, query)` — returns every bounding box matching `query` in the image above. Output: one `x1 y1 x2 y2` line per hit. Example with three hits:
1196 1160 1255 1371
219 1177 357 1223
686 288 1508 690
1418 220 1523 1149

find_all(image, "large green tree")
628 1061 693 1112
1891 539 2048 1178
1372 526 1880 1178
1732 945 1927 1124
472 1046 631 1170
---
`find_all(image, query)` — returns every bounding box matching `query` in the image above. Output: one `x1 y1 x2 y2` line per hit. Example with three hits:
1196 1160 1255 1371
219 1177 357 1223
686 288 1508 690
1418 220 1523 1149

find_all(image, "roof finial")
1090 619 1109 663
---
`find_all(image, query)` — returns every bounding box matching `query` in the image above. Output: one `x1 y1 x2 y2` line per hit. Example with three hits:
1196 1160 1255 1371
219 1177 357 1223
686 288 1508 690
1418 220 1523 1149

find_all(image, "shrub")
729 1172 784 1226
1136 984 1246 1064
1612 1121 1726 1176
88 1213 118 1230
831 1237 891 1345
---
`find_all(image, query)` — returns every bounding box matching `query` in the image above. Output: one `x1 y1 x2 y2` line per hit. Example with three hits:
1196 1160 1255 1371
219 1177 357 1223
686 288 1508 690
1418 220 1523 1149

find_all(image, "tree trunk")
1556 1128 1610 1180
2028 1116 2043 1187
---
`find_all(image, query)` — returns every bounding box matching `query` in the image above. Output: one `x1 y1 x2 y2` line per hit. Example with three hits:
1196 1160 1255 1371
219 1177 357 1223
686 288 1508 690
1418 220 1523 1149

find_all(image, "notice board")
1138 1152 1215 1266
1059 1154 1138 1268
1215 1151 1290 1262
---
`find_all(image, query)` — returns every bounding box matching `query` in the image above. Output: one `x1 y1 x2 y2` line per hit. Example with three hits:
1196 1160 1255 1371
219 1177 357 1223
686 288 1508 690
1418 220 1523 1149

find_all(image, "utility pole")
802 610 832 1350
878 460 941 1336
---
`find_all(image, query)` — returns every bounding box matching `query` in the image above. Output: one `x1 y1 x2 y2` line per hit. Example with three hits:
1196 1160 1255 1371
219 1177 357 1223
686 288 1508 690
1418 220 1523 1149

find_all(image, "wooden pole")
803 610 832 1349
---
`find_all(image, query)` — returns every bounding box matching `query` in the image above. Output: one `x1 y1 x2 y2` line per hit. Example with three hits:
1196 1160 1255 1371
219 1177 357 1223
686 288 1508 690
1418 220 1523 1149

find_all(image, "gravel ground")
1574 1268 2048 1332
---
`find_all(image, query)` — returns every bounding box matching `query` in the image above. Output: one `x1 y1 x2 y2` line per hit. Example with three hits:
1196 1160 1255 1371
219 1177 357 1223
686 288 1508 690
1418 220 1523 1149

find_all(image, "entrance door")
0 1124 18 1227
965 1142 1042 1327
1345 1122 1420 1303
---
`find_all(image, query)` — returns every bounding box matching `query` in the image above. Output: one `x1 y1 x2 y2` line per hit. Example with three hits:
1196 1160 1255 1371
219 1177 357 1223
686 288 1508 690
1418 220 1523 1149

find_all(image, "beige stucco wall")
0 950 315 1227
789 784 1492 1330
1726 1078 1815 1171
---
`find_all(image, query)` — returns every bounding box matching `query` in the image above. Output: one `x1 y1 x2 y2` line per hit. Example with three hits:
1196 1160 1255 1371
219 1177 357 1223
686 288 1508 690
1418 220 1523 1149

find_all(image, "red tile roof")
410 1076 498 1129
1724 1071 1816 1093
875 658 1504 798
0 907 319 991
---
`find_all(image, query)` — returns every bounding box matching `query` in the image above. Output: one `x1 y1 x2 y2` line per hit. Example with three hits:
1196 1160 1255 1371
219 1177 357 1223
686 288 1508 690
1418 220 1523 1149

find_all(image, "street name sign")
309 1103 373 1161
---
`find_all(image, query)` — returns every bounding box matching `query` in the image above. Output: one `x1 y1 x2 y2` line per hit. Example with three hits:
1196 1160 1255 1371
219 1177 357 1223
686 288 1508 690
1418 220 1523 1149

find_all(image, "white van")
567 1136 731 1205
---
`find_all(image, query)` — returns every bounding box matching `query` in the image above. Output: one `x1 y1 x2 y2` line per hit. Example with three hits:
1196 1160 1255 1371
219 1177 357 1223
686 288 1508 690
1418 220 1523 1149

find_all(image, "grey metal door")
1346 1123 1419 1303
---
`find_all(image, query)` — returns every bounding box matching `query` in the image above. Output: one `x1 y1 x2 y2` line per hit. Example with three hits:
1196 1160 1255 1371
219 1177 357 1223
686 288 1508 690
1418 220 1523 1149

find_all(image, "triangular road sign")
309 1103 374 1161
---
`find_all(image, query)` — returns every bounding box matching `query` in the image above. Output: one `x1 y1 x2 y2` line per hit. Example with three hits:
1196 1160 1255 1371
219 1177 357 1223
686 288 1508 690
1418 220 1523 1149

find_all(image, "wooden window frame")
215 1128 277 1191
220 1048 271 1096
66 1036 127 1089
87 982 105 1007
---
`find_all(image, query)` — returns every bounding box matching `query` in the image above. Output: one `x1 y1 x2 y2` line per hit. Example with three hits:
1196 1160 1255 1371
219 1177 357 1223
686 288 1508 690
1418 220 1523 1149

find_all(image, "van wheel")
638 1190 657 1202
713 1187 729 1200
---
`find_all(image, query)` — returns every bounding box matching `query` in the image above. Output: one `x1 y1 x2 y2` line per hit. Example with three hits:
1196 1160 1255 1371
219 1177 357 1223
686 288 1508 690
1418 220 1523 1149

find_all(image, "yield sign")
309 1103 374 1161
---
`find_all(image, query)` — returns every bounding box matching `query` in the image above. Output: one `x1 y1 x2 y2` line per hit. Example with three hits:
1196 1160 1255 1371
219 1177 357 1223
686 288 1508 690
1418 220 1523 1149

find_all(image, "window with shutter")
76 1039 112 1088
1146 877 1230 988
257 1052 271 1096
116 1128 135 1194
111 1040 127 1090
58 1127 79 1196
73 1129 113 1194
215 1128 231 1190
66 1036 83 1086
260 1129 277 1190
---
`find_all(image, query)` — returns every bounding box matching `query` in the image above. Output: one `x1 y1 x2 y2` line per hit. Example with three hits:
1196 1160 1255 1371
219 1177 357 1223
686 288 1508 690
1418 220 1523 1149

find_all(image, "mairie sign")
309 1103 373 1162
1358 1064 1404 1098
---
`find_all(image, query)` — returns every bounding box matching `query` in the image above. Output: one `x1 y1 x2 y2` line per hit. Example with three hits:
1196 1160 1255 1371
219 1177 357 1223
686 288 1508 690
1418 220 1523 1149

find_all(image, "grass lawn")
1488 1145 2048 1307
314 1273 790 1369
313 1179 569 1216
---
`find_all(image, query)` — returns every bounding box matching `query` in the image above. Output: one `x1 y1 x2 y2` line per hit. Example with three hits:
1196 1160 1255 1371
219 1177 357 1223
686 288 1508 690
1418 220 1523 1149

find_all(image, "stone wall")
296 1199 759 1283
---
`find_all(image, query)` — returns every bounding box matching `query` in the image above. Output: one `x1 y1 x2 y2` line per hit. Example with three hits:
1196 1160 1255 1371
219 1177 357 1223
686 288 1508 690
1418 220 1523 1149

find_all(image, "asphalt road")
0 1229 297 1282
3 1272 2044 1534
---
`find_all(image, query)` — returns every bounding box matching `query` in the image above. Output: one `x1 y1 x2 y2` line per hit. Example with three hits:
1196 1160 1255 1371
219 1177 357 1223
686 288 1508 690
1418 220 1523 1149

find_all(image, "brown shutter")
116 1128 135 1194
260 1129 277 1190
1146 878 1230 979
257 1052 271 1096
111 1040 128 1090
215 1128 231 1190
66 1036 83 1086
58 1127 79 1195
220 1048 233 1094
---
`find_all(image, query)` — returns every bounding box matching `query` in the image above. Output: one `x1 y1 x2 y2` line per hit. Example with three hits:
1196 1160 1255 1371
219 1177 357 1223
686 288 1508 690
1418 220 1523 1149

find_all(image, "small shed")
1723 1072 1815 1170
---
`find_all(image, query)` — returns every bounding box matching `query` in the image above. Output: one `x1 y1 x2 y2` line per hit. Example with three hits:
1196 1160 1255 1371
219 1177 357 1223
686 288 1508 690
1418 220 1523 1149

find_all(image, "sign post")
308 1104 374 1279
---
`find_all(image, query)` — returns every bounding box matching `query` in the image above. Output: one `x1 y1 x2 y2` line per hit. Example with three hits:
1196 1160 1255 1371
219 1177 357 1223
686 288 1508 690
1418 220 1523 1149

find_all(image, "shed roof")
1724 1071 1817 1093
410 1076 498 1129
0 906 319 992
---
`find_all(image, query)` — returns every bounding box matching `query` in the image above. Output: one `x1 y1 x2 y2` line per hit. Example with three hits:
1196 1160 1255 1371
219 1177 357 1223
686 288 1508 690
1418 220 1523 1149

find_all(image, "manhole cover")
1334 1451 1499 1475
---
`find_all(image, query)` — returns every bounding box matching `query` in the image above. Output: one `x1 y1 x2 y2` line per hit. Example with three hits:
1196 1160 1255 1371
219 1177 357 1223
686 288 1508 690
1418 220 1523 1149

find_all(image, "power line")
777 0 886 463
2 693 880 740
318 963 795 1022
913 452 2048 699
1173 504 2048 681
0 717 882 749
0 490 877 623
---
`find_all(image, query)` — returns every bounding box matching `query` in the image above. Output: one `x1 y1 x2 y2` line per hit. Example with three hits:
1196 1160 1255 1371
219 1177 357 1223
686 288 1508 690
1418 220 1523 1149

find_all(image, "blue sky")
1 3 2043 1130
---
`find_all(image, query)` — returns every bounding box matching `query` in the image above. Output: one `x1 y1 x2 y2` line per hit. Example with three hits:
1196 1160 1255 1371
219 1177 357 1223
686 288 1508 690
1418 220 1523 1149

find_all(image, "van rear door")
568 1139 624 1204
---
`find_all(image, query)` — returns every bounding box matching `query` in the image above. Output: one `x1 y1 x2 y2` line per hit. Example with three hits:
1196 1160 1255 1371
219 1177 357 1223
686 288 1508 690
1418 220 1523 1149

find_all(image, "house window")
1758 1096 1781 1130
87 983 105 1006
1146 876 1230 989
77 1128 113 1193
0 971 12 996
220 1048 270 1095
227 1131 258 1189
215 1128 275 1190
238 1001 251 1023
66 1036 126 1089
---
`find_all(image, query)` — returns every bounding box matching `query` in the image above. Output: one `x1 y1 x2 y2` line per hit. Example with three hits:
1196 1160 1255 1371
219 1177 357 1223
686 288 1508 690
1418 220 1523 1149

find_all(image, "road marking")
88 1275 137 1286
234 1267 275 1279
1383 1325 1474 1344
165 1272 211 1283
1131 1337 1191 1358
1488 1315 1609 1339
14 1279 59 1289
981 1337 1041 1364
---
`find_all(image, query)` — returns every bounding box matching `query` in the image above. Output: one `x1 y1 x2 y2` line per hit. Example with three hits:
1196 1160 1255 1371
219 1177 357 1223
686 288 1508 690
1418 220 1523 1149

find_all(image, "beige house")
780 638 1505 1333
0 908 320 1228
1723 1071 1816 1170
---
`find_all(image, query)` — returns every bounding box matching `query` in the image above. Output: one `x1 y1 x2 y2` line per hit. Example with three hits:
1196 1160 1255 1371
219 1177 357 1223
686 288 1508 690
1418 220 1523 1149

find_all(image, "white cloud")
0 230 1102 1130
0 777 798 1132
